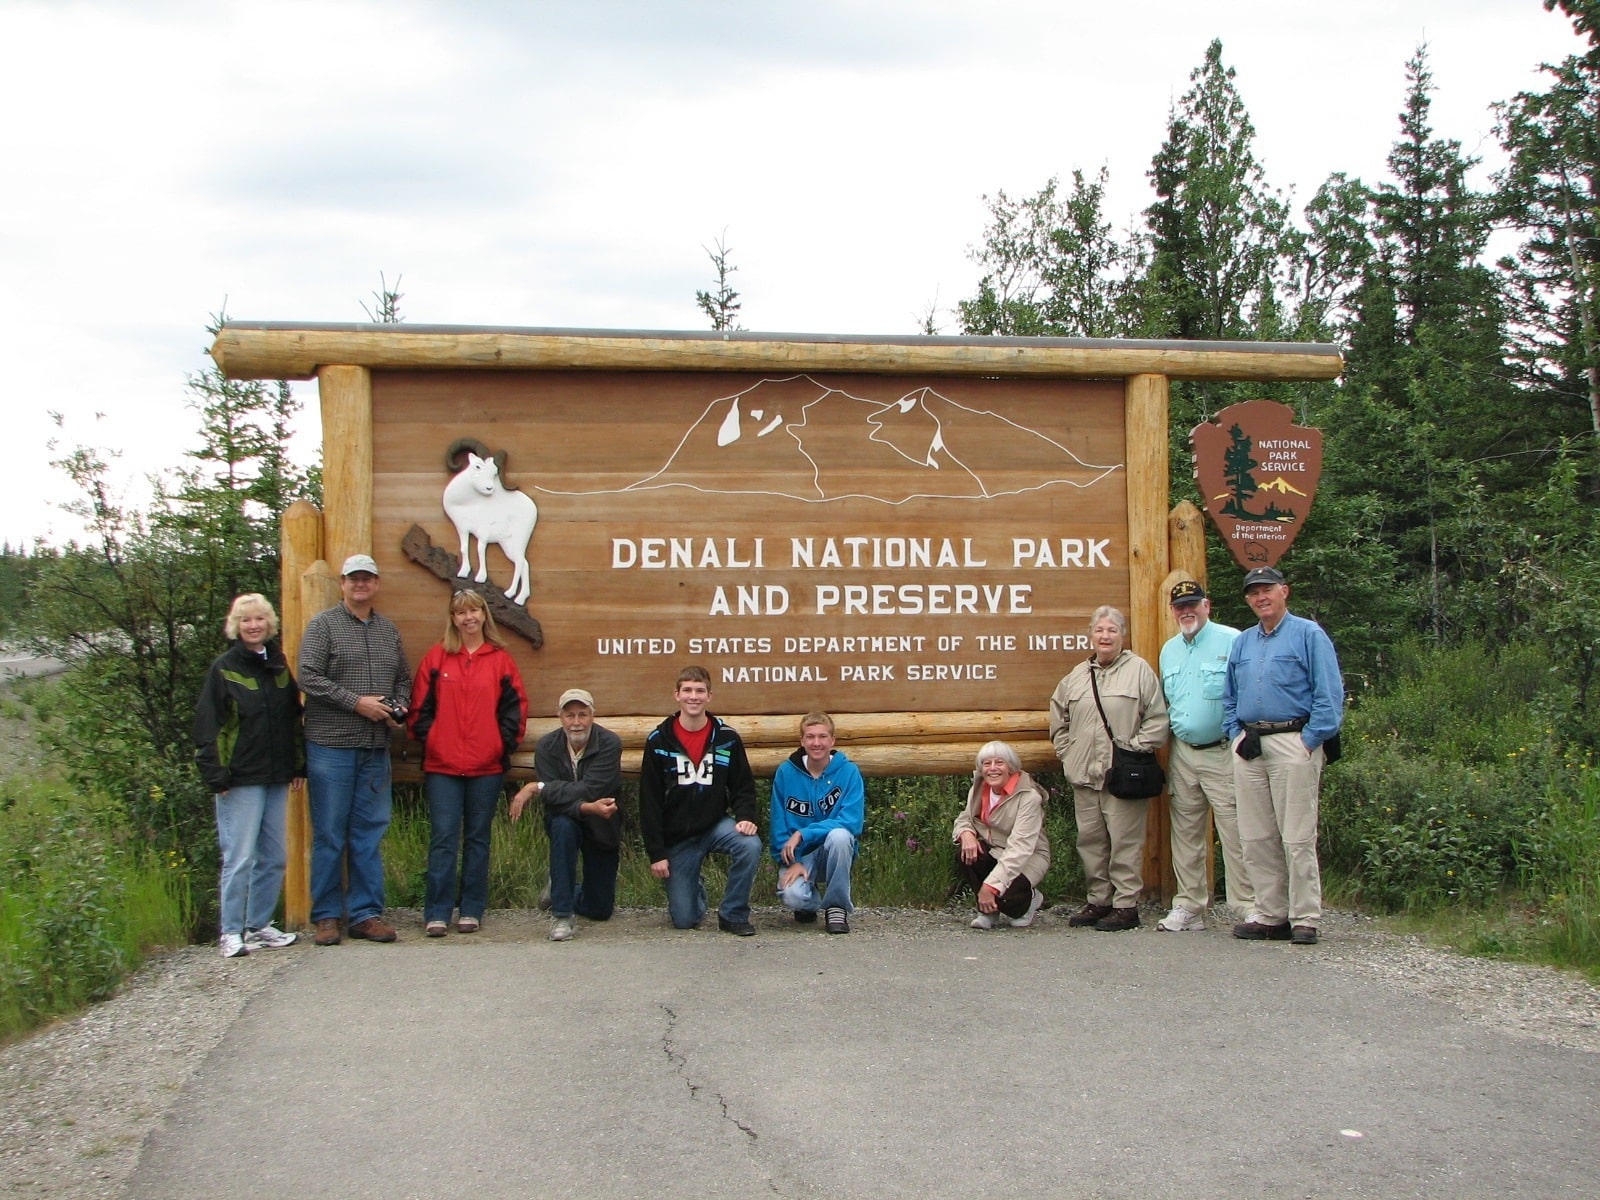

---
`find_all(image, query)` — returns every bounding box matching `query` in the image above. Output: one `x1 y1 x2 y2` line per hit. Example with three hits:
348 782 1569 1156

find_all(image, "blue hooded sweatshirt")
769 747 865 863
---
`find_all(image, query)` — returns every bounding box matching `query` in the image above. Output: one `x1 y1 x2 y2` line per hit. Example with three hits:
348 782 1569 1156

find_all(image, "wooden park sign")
211 324 1341 920
211 324 1343 781
1191 399 1325 569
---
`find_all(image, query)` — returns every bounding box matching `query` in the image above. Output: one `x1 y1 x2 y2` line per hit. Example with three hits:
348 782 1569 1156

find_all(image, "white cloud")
0 0 1582 544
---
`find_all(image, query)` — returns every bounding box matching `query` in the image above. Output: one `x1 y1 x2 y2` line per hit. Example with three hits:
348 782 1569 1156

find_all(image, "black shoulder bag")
1090 666 1166 800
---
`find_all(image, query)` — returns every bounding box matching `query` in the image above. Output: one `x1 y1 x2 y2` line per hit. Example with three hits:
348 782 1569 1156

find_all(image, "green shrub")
1321 740 1539 909
1353 638 1551 765
0 778 191 1040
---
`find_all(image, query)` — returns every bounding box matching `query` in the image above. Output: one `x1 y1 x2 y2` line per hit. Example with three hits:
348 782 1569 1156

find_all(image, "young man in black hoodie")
638 666 761 934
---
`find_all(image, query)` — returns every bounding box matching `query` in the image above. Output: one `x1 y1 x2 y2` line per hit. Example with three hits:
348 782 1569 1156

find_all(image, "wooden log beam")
1164 497 1219 903
279 501 322 932
211 324 1344 383
318 365 373 572
1128 372 1173 903
503 709 1048 747
393 737 1059 784
282 557 343 930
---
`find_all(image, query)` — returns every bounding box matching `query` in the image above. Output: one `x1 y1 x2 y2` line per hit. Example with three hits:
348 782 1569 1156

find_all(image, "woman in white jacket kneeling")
952 741 1051 929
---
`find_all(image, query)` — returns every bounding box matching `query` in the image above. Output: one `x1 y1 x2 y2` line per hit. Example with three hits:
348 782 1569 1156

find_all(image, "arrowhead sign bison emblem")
1190 399 1323 570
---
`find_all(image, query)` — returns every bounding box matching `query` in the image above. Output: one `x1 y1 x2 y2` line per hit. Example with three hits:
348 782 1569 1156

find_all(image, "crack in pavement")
659 1002 760 1142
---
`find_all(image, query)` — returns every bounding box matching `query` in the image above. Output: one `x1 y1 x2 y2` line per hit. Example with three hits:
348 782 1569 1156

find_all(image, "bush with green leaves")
1321 637 1591 915
0 778 191 1039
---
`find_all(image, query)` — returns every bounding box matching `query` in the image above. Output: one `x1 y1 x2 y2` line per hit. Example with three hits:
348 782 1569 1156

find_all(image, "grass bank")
0 777 191 1041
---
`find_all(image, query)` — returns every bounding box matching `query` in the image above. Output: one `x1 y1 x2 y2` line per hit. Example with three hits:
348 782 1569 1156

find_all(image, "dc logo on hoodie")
675 753 715 788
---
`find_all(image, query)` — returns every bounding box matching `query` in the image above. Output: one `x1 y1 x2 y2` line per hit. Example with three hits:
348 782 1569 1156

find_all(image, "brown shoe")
1066 903 1114 928
1093 907 1141 932
348 916 397 943
313 918 342 946
1233 919 1292 941
1291 924 1319 945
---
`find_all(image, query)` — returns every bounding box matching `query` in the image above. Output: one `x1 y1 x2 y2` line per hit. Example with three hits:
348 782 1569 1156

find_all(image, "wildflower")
892 810 908 821
905 837 920 852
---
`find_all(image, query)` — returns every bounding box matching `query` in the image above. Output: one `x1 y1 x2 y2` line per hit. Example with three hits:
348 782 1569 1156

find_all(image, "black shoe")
1067 903 1114 928
824 907 850 934
1093 907 1140 932
717 915 756 937
1291 924 1319 945
794 909 818 924
1233 920 1292 941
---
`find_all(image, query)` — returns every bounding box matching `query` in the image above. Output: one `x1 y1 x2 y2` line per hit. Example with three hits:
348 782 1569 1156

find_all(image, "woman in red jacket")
408 590 528 935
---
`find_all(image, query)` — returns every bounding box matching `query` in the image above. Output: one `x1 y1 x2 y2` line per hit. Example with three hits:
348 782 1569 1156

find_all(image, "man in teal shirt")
1157 580 1254 931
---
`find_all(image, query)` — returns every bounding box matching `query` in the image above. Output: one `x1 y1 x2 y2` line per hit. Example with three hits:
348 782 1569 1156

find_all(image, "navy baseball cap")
1242 566 1287 590
1169 580 1207 605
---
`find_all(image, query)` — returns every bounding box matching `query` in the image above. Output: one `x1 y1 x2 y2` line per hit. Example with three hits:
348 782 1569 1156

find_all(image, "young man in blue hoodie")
770 712 865 934
639 666 761 935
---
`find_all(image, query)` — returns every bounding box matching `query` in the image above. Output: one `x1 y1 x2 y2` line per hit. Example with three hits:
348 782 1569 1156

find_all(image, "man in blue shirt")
1223 566 1344 945
1157 580 1254 932
770 712 865 934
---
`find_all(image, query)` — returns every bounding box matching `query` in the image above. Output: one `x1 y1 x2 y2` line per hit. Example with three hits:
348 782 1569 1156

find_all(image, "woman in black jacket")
193 594 305 958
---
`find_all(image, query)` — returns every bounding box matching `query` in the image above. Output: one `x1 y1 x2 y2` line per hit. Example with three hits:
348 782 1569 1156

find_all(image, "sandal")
456 916 480 934
425 921 448 937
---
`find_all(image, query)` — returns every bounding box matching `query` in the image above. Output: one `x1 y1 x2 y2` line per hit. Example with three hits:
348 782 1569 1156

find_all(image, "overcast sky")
0 0 1583 547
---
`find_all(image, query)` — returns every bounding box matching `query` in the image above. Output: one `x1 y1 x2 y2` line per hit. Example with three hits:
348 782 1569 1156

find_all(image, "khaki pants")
1072 784 1148 908
1233 731 1324 927
1169 739 1254 914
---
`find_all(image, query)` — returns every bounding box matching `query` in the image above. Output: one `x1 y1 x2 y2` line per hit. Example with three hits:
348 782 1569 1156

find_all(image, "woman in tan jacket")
952 741 1051 929
1048 605 1169 932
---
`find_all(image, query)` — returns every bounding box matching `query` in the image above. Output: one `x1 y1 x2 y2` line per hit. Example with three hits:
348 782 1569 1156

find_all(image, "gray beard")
565 731 591 752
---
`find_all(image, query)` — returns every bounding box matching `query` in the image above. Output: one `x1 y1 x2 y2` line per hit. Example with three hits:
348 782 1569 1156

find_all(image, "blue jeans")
424 773 503 923
306 742 393 925
664 817 761 929
776 827 857 914
545 811 619 921
214 783 289 935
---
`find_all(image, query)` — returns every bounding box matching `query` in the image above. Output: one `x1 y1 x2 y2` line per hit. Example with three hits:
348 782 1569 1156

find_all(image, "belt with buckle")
1244 718 1307 735
1182 738 1224 750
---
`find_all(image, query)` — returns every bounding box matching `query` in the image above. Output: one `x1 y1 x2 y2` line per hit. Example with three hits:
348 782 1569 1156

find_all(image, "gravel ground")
2 905 1597 1199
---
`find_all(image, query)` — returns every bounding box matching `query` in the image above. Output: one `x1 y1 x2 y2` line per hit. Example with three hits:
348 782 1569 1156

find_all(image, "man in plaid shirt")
298 554 412 946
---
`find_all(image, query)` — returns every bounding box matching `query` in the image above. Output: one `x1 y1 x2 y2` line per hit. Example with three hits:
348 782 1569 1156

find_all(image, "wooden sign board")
212 323 1342 768
1191 399 1324 569
374 369 1128 716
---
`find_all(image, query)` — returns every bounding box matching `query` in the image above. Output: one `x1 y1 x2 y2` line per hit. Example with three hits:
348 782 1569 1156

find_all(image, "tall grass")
0 778 192 1041
1320 638 1600 977
1528 766 1600 978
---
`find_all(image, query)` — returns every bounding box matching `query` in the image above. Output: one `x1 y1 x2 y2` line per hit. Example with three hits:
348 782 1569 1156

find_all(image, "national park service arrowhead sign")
1191 399 1323 569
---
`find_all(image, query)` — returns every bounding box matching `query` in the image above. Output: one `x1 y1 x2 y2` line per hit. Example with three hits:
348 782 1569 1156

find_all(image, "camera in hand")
380 697 407 720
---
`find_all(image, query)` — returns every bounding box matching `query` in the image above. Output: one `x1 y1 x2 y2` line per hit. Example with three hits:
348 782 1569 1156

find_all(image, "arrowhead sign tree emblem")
1190 399 1323 569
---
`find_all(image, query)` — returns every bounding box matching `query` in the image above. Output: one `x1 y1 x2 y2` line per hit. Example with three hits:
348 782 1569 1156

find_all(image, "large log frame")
227 324 1341 927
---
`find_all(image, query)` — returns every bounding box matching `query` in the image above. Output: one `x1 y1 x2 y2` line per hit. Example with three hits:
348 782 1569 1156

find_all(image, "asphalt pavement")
126 908 1598 1200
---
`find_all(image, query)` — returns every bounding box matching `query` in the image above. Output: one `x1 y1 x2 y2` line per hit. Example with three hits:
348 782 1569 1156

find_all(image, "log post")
285 558 341 927
278 501 324 931
317 365 373 570
1163 498 1216 906
1126 373 1172 901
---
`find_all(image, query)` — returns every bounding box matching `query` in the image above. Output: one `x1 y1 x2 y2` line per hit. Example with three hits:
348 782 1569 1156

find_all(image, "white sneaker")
549 918 574 942
245 923 298 950
1009 888 1045 929
1156 905 1206 932
970 911 1008 930
219 932 250 958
